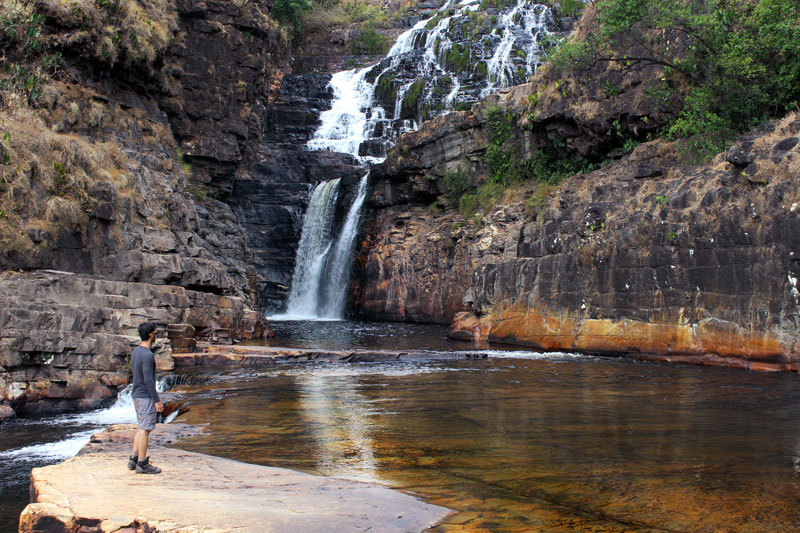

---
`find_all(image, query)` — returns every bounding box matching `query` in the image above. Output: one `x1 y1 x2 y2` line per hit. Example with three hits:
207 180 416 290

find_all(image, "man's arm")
143 352 163 412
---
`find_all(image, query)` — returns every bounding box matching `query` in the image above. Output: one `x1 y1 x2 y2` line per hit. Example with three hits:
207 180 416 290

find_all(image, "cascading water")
276 174 370 320
319 174 370 318
305 0 565 162
481 2 555 96
282 178 341 318
288 0 567 317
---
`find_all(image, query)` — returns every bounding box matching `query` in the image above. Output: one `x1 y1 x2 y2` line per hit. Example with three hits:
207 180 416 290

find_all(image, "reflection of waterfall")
306 0 561 162
277 173 370 320
297 372 378 483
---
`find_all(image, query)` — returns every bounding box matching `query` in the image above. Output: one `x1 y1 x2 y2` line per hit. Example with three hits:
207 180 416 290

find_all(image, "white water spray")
305 0 560 162
276 174 370 320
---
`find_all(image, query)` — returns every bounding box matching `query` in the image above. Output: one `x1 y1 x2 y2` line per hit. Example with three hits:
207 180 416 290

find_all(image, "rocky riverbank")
19 423 452 532
0 270 269 420
357 104 800 367
353 3 800 368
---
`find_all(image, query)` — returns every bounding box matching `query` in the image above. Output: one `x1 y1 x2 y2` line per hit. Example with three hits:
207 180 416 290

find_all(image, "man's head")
138 321 158 341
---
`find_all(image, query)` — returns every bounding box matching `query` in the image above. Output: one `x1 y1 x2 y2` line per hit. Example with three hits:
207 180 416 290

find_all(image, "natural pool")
3 321 800 532
174 353 800 531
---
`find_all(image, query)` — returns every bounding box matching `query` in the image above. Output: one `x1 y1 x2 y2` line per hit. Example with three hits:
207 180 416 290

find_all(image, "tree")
272 0 312 36
553 0 800 155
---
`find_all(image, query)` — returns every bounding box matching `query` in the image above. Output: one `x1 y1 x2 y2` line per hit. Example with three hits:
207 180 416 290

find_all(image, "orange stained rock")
450 303 797 370
696 319 785 360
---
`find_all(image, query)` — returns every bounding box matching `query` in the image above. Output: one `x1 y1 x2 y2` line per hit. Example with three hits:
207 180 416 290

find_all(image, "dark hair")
138 321 157 340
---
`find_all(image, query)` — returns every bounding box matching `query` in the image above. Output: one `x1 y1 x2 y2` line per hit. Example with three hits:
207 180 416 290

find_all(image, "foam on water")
0 430 97 463
0 380 170 464
481 350 592 360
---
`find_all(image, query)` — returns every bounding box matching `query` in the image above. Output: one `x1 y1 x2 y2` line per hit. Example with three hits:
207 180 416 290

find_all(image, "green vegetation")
176 147 192 177
301 0 404 41
351 21 389 55
560 0 583 17
484 105 517 186
0 0 59 103
273 0 312 36
552 0 800 160
445 43 472 73
401 78 425 118
442 162 475 201
187 186 208 201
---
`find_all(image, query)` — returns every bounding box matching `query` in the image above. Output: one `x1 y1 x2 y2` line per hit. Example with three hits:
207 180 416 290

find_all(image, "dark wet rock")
773 137 799 153
634 165 663 179
0 404 15 423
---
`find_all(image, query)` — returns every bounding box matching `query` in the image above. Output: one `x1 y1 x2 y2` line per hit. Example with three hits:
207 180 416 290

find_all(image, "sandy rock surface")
20 424 452 532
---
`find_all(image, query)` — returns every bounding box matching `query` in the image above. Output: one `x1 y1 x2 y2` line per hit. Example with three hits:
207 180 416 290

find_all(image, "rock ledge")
19 424 452 532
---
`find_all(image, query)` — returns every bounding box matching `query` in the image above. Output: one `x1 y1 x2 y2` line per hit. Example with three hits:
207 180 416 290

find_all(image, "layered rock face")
356 21 800 367
0 0 277 415
0 270 268 417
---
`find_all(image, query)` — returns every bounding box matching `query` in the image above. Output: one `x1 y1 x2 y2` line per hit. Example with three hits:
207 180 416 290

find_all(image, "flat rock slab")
173 344 485 366
20 425 452 532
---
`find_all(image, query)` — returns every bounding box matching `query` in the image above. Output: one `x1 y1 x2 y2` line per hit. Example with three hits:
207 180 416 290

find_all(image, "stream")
3 321 800 531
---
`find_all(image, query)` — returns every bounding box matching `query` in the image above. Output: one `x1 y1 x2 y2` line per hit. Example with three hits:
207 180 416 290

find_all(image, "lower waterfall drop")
277 174 370 320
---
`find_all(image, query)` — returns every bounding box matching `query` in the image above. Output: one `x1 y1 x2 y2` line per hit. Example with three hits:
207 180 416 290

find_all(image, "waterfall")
319 174 370 318
481 2 555 96
277 174 370 320
283 179 341 318
305 0 562 162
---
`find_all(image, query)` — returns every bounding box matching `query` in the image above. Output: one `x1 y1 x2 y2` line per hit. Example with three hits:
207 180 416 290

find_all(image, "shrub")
400 78 425 118
352 21 389 55
552 0 800 159
483 104 517 185
442 166 474 200
273 0 312 36
459 193 478 218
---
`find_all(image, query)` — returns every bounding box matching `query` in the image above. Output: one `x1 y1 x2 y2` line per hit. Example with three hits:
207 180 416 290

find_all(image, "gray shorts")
133 397 157 430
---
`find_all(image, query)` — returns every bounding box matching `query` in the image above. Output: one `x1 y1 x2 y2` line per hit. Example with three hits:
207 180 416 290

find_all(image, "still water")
174 354 800 532
3 321 800 531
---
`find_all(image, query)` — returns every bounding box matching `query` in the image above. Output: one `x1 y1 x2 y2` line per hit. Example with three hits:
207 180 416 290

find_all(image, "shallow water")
4 321 800 532
173 356 800 531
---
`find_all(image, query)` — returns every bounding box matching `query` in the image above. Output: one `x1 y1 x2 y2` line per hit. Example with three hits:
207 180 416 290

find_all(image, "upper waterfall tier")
306 0 569 163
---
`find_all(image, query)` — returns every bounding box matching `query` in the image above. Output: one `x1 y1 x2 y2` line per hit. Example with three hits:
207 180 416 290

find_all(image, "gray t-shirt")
131 345 160 402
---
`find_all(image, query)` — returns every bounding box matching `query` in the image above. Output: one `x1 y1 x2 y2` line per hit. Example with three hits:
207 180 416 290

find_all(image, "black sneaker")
135 457 162 474
127 455 138 470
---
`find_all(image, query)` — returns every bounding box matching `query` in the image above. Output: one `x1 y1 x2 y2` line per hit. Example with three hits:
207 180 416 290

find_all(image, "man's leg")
136 430 150 460
128 431 140 469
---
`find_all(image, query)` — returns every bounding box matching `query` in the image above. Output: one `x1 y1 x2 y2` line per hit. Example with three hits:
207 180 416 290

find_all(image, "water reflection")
298 372 378 483
174 357 800 532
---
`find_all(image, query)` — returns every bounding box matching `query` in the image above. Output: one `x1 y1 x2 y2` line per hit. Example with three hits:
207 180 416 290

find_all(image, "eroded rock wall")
0 270 268 416
0 0 280 416
355 2 800 368
358 104 800 365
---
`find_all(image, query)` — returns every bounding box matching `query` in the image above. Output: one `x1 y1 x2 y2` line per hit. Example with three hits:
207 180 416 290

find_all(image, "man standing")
128 321 164 474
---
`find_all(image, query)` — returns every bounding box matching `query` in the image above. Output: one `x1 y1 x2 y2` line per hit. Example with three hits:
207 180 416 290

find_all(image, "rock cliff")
355 8 800 368
0 0 282 416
